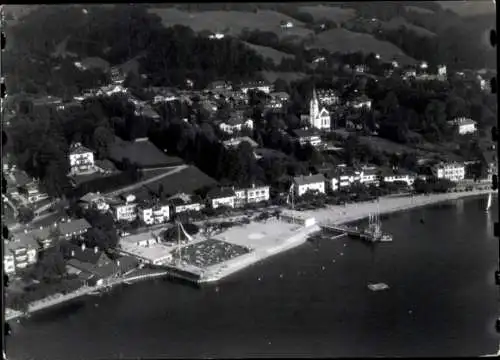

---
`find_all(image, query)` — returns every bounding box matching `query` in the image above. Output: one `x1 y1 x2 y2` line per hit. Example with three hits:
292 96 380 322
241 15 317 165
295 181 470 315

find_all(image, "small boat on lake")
368 283 390 291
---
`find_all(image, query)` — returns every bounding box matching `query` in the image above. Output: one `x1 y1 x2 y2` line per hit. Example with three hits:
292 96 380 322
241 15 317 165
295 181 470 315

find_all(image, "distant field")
380 17 436 37
134 165 217 198
259 70 307 83
404 5 435 15
436 1 496 17
148 8 314 39
242 42 294 65
311 28 416 65
298 5 357 24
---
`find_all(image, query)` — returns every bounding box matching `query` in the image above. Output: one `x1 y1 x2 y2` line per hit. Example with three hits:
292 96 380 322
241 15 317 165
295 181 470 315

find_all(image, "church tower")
309 86 320 128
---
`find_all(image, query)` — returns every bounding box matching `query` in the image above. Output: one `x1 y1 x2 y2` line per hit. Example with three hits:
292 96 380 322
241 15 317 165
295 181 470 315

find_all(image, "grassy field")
380 17 436 37
298 5 357 24
148 8 314 40
242 42 294 65
134 165 217 198
310 28 416 65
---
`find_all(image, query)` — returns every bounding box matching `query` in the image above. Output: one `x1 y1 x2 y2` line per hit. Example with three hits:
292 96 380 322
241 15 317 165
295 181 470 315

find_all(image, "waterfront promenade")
303 189 493 226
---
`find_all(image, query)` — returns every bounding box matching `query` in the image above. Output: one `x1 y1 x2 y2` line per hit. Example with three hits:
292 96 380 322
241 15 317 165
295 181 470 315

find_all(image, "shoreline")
5 269 171 322
5 189 493 321
304 189 494 226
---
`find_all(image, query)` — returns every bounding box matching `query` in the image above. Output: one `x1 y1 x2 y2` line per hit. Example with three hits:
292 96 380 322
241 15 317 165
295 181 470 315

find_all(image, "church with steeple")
300 87 331 130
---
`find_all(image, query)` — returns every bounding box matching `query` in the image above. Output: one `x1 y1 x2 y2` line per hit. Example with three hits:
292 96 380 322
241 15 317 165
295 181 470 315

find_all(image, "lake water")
6 197 499 359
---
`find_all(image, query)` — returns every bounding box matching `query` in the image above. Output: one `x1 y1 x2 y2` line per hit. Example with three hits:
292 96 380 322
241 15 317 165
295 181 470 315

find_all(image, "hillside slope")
311 28 416 65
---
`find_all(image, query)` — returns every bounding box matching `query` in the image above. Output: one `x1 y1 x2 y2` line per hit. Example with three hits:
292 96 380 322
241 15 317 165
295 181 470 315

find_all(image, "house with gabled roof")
206 188 236 209
293 173 326 197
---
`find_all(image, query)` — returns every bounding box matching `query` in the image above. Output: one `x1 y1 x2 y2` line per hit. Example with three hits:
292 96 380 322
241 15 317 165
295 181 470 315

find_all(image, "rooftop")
206 187 236 199
293 174 326 186
59 219 91 236
222 136 259 149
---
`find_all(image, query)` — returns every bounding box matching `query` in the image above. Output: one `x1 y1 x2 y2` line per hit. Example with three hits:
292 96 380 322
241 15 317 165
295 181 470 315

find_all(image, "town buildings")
293 174 326 197
432 162 466 182
110 194 138 222
219 117 254 134
238 81 273 94
293 128 322 147
233 184 270 207
167 193 204 216
300 88 331 131
69 142 96 175
207 188 236 209
448 117 477 135
137 201 170 225
78 192 110 212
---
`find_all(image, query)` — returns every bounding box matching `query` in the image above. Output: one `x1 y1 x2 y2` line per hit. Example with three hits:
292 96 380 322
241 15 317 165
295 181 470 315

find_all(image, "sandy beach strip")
301 189 493 226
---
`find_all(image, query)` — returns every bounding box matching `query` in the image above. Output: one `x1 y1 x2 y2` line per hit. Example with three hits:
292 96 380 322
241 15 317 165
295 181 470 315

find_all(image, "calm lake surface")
7 197 500 359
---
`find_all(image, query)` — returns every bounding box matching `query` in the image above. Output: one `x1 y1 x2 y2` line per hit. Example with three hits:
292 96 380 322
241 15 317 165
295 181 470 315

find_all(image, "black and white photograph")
1 2 498 359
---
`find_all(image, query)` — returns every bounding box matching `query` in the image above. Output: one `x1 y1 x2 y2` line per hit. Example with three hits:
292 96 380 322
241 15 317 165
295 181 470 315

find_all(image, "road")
105 165 189 197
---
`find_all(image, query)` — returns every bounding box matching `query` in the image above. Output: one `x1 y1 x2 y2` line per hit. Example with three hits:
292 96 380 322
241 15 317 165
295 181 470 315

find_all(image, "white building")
4 252 15 274
168 193 204 215
24 181 49 203
5 235 39 273
448 117 477 135
437 65 447 78
300 88 331 131
79 192 110 212
138 202 170 225
207 188 236 209
233 184 270 207
281 21 294 29
293 129 322 147
219 118 254 134
293 174 326 197
347 95 372 110
69 142 95 175
360 167 379 186
432 162 465 182
382 172 416 186
239 81 272 94
208 33 225 40
111 194 137 222
316 89 340 106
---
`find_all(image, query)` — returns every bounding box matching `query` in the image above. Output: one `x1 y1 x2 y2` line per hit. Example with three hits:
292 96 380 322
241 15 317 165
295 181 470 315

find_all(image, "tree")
18 207 35 224
92 126 115 159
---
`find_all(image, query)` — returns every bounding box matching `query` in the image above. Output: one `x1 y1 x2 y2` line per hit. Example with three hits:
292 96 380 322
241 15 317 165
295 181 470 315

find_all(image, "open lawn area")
298 5 357 24
133 165 217 198
310 28 416 65
108 137 185 169
379 17 435 37
242 42 294 65
148 8 314 40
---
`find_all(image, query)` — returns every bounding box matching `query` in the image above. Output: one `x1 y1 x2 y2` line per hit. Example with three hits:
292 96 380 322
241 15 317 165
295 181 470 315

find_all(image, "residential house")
293 128 323 147
238 81 273 94
380 170 416 186
233 184 270 207
110 67 126 85
69 142 95 175
316 89 340 106
447 117 477 135
301 88 331 131
347 95 372 110
354 64 369 73
437 65 447 78
280 20 294 29
219 117 254 134
58 219 92 240
110 194 137 222
4 235 38 273
78 192 110 212
222 136 259 150
293 174 326 197
66 243 138 286
208 32 225 40
206 188 236 209
21 181 49 204
167 193 204 216
432 162 465 182
208 80 233 92
360 166 379 186
137 201 170 225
